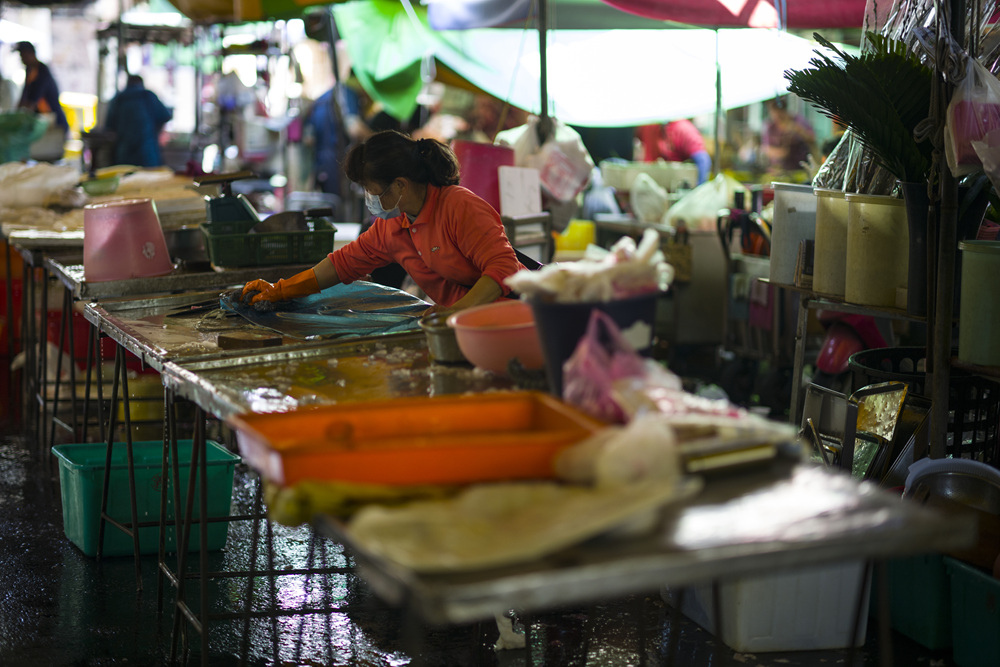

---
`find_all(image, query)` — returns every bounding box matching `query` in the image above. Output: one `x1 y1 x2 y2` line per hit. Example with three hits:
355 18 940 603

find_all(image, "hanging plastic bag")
561 309 648 423
496 116 594 202
945 56 1000 177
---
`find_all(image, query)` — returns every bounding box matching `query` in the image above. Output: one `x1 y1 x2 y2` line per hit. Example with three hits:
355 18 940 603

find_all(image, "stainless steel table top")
313 460 975 626
161 334 512 420
82 291 304 372
46 257 312 300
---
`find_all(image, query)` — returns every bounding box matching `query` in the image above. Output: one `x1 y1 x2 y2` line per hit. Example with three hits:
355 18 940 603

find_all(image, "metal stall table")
157 334 517 663
313 459 973 667
6 230 83 442
45 257 312 448
80 289 330 589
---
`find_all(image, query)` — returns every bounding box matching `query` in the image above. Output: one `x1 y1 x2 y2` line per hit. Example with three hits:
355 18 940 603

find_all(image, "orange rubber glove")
241 269 320 305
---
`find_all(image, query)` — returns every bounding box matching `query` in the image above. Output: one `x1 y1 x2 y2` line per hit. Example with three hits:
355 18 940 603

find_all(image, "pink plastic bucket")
83 198 174 282
452 140 515 214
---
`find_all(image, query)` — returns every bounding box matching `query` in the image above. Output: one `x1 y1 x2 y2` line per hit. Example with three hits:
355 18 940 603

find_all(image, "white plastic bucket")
813 188 850 296
768 182 816 286
844 193 908 308
959 240 1000 366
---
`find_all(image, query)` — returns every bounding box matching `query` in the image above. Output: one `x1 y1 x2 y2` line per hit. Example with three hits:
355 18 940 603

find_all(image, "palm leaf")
785 32 934 183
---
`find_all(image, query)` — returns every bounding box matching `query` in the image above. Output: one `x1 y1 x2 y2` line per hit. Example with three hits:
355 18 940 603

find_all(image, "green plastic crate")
0 112 47 163
883 554 952 649
946 556 1000 667
51 440 240 557
199 218 337 268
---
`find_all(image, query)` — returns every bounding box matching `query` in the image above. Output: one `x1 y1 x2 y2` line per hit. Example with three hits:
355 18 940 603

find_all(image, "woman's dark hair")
344 130 460 188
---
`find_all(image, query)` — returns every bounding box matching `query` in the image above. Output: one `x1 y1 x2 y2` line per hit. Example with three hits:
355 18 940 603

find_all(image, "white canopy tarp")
429 28 829 127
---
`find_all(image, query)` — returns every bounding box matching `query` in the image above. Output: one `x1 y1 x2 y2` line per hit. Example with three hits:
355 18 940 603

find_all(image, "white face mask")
364 183 402 219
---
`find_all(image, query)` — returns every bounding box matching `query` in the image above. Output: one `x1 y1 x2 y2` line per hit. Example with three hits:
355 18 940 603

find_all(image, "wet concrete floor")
0 369 959 666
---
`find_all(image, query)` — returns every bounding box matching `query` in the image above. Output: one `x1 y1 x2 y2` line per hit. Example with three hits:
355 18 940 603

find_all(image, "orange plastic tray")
228 391 604 486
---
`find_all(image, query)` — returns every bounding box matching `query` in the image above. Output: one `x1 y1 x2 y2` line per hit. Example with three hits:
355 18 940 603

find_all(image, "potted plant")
786 33 991 315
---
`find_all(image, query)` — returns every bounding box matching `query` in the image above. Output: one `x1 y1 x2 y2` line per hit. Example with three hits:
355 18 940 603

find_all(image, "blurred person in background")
762 96 816 173
302 79 370 197
13 41 67 132
104 74 173 167
636 119 711 185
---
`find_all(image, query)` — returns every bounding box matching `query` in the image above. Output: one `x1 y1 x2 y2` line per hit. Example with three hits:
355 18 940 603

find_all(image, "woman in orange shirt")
242 130 527 317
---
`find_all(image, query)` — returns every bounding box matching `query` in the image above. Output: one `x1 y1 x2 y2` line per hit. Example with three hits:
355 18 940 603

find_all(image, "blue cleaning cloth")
221 281 429 340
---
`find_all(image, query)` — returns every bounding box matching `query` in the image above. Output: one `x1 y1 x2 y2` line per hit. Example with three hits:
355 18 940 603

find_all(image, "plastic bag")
945 56 1000 177
495 116 594 202
629 172 669 223
662 173 747 231
562 309 648 423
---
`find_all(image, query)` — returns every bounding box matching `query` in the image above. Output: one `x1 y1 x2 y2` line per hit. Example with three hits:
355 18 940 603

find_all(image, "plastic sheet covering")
222 280 429 340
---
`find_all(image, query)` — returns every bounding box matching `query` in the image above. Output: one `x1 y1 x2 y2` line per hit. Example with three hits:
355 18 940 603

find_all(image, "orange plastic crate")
228 392 604 486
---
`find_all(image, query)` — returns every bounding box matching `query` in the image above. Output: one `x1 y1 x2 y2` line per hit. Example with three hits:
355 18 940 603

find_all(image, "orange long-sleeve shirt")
329 184 524 307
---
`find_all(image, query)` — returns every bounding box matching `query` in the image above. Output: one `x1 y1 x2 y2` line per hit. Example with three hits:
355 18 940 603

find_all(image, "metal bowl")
418 313 468 364
905 470 1000 515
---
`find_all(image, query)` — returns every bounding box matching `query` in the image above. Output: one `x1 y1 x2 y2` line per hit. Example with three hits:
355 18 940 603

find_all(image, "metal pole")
536 0 551 144
930 0 966 459
714 29 722 178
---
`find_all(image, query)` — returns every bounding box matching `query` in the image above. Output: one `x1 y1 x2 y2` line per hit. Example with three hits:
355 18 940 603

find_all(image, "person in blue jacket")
302 82 369 197
13 41 67 131
104 74 173 167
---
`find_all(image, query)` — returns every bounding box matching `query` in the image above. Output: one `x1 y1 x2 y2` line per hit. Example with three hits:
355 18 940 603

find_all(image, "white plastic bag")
495 116 594 202
662 173 747 232
0 162 80 208
629 172 669 223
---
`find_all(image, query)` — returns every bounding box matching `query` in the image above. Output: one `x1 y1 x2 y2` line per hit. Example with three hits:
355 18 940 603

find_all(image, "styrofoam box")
664 560 871 652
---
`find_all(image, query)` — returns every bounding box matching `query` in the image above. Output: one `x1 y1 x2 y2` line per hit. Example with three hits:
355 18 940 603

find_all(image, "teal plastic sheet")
222 281 429 340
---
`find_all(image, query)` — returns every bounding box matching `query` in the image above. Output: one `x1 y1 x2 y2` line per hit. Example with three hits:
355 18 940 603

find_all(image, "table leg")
47 287 71 451
170 406 205 665
36 265 50 446
21 259 34 435
96 348 123 562
845 560 882 667
4 240 15 418
156 386 173 612
96 345 143 591
81 323 97 443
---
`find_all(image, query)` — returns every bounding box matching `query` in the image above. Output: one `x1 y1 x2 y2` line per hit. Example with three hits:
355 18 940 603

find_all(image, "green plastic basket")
51 440 240 557
199 218 337 268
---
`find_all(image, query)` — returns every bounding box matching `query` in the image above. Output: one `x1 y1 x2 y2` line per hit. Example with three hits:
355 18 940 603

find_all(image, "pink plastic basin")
84 198 174 282
447 300 544 375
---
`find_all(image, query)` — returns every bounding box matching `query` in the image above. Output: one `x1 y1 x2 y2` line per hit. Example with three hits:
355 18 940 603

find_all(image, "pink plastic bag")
562 309 647 423
945 57 1000 177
